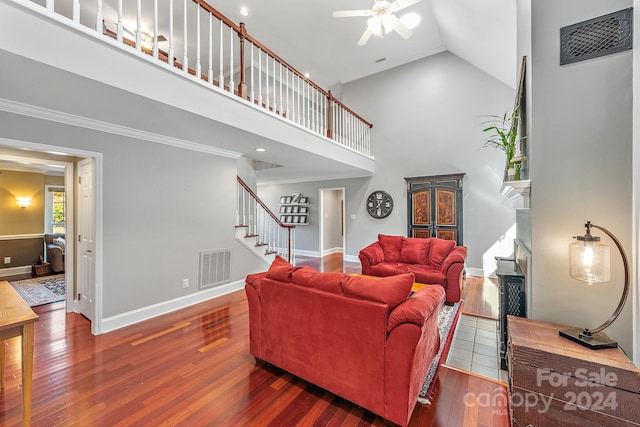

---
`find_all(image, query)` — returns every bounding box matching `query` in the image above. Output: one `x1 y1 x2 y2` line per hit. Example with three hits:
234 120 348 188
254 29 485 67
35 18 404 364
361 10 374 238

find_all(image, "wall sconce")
16 197 31 208
560 221 630 349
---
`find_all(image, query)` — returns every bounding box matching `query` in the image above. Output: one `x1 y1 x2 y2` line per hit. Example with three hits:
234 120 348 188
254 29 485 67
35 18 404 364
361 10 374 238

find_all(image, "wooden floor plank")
0 255 508 426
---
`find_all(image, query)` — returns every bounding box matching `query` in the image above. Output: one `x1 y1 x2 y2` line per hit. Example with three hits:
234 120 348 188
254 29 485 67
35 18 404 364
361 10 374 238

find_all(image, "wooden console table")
0 281 39 427
508 316 640 426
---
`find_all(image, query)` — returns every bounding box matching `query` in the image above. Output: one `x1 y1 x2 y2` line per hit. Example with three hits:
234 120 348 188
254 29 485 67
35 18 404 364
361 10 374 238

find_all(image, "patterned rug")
8 274 66 307
417 300 462 404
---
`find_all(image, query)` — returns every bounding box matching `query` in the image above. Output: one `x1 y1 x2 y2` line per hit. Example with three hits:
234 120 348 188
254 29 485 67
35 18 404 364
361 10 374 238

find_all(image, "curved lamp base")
559 328 617 349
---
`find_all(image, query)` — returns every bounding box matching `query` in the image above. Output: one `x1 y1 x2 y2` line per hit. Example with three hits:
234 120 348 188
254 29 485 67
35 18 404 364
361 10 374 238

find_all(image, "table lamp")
559 221 629 349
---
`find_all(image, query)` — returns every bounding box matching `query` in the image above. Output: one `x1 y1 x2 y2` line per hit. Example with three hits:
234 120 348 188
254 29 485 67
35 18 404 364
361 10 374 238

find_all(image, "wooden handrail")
192 0 373 129
237 176 294 229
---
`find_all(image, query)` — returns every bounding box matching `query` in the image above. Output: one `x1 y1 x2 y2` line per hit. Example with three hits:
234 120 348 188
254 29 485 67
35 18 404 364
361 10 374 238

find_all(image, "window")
45 186 65 234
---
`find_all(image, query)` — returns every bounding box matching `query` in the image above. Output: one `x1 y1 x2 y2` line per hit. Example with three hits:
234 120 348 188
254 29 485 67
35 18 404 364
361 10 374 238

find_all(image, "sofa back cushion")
292 267 344 294
429 238 456 269
400 237 431 264
266 255 296 282
342 273 414 310
378 234 403 262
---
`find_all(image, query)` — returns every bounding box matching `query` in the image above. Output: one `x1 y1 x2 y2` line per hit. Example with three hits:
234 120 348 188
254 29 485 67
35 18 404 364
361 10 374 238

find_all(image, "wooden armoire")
405 173 464 245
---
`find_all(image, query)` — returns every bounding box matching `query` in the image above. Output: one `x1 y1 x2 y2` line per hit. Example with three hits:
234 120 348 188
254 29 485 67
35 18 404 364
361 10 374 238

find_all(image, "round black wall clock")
366 190 393 219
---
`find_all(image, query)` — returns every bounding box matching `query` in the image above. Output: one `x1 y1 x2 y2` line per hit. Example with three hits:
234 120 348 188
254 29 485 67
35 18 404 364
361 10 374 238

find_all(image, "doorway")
319 188 346 271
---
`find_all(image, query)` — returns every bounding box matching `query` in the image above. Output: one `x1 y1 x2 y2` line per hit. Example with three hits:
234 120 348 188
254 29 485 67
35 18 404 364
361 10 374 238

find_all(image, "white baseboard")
100 279 245 333
322 247 343 256
0 265 32 278
295 249 320 258
344 254 359 263
466 267 485 277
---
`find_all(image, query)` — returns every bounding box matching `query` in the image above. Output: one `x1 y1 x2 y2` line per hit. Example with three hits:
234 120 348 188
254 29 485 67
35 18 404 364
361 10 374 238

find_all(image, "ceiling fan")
332 0 423 46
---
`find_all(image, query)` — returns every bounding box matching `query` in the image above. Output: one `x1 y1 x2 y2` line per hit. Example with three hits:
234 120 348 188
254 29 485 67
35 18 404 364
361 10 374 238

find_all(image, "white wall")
261 53 517 273
530 0 633 353
0 111 266 319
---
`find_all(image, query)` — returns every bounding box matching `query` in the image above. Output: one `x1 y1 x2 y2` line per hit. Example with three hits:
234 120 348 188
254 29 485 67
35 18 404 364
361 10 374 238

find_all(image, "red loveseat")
245 256 445 426
359 234 467 304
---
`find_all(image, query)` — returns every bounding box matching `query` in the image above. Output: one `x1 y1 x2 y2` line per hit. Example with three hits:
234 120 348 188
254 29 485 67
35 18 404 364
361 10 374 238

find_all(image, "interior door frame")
319 187 346 262
0 137 103 335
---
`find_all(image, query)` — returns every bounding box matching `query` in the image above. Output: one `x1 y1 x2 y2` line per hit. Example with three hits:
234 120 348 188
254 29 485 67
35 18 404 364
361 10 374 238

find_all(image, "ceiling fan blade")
391 0 423 12
389 14 413 39
332 10 372 18
357 27 373 46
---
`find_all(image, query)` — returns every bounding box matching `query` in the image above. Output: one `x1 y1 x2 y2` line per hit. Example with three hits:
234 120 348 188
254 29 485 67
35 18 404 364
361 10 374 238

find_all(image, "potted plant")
482 108 525 181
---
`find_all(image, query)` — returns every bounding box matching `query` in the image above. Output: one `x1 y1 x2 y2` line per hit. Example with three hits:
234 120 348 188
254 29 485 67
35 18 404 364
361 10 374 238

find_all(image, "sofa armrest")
441 246 467 303
245 272 268 359
387 285 445 333
359 242 384 275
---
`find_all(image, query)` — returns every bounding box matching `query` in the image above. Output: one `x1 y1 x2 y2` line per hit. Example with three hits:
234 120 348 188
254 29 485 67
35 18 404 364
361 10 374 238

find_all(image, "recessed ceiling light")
304 73 310 78
375 57 386 63
255 148 266 152
400 13 421 30
240 6 249 17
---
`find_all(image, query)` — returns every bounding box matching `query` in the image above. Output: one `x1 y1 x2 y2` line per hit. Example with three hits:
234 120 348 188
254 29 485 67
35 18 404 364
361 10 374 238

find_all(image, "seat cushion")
428 238 456 269
378 234 403 262
407 264 446 285
400 237 431 264
369 262 411 277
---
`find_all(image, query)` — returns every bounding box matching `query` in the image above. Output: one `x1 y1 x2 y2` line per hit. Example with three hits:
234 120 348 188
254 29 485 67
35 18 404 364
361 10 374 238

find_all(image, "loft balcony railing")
15 0 373 156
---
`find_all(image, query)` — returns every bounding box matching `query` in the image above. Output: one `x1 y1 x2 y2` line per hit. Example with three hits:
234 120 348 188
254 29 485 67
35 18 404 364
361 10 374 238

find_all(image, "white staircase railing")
13 0 373 157
236 176 295 264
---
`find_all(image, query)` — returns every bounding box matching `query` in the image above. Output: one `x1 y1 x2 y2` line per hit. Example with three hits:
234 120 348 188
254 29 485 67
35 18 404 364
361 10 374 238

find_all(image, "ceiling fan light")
400 12 421 29
367 17 383 36
381 14 395 34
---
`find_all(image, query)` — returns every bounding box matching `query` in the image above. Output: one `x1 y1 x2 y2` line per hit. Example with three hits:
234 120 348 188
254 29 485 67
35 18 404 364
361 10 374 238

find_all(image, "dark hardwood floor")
0 255 508 426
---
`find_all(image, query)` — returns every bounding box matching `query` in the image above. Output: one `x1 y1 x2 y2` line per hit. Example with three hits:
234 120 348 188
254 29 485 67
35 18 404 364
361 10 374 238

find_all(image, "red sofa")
359 234 467 304
245 256 445 426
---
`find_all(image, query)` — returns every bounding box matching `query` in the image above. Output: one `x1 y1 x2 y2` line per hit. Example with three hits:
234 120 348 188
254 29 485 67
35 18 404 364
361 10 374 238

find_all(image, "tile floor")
445 314 509 383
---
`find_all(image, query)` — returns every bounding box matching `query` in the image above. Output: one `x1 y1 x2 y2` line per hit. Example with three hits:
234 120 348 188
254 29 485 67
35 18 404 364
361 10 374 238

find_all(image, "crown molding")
0 98 242 159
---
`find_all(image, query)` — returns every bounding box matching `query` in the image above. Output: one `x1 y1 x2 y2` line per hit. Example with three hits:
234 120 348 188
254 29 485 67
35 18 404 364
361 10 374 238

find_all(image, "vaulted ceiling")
210 0 517 89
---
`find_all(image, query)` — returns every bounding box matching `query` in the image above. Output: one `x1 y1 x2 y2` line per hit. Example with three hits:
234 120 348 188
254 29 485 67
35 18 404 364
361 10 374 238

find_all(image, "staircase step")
245 234 259 238
255 243 268 247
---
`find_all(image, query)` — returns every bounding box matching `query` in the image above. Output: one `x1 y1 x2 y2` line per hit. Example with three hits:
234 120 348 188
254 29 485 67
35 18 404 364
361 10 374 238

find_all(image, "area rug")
8 274 66 307
417 300 462 404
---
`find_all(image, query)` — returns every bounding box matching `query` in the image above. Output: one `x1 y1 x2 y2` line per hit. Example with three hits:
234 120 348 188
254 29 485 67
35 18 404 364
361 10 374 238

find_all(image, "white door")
77 158 95 322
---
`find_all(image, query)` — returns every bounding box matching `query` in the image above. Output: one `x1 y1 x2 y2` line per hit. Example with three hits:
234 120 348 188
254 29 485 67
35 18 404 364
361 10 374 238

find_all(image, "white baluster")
46 0 53 11
272 56 276 113
153 0 159 59
229 26 234 93
73 0 80 23
183 0 188 73
196 5 201 77
117 0 123 43
208 13 213 83
136 0 142 51
250 44 255 103
95 0 102 30
286 68 290 119
258 49 262 106
168 0 174 66
279 64 283 116
219 20 224 88
265 52 269 111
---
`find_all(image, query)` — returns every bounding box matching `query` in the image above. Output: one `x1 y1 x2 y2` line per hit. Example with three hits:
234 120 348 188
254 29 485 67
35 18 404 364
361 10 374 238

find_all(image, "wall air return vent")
560 8 632 65
199 248 231 289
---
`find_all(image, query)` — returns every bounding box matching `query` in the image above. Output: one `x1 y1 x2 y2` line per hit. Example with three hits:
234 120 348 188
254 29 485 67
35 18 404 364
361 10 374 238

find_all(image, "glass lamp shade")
569 240 610 284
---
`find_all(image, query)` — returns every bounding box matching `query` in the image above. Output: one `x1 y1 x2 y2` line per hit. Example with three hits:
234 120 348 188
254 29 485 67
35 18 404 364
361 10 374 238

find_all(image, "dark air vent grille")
560 8 632 65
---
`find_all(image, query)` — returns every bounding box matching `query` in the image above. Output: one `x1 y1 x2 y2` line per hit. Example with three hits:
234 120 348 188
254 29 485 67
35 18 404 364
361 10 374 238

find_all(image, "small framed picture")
293 215 300 223
285 196 292 204
298 197 308 204
299 206 308 214
280 206 286 213
286 215 293 223
280 215 286 222
280 196 287 204
286 206 293 213
292 206 299 213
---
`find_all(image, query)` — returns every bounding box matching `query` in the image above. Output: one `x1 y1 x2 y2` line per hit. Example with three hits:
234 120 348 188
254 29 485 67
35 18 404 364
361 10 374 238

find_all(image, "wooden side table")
507 316 640 426
0 281 39 427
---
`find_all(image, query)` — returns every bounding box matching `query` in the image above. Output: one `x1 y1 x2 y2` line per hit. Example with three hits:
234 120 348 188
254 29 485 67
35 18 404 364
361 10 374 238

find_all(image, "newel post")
326 90 333 139
237 23 248 99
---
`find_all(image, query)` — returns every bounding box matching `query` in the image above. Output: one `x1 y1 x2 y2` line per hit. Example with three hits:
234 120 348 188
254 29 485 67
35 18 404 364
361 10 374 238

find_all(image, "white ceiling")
210 0 517 89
